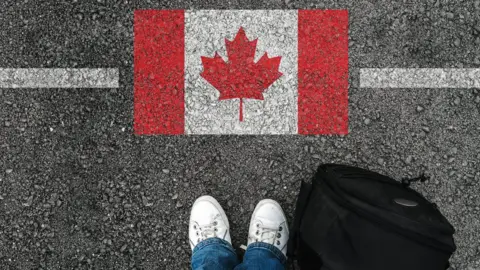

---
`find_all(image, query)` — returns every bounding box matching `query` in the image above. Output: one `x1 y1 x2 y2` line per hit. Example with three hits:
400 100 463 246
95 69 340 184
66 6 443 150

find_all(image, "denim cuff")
192 237 236 256
246 242 287 265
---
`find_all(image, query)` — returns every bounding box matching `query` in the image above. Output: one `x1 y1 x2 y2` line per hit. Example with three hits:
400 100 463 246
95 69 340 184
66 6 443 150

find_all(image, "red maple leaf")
200 27 283 121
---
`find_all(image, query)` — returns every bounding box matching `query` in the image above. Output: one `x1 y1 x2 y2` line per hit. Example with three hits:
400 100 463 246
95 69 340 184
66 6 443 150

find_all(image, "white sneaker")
189 195 231 250
247 199 289 257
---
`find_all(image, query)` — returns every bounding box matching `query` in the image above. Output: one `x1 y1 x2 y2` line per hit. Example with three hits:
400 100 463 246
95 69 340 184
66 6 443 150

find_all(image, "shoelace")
255 223 280 244
241 223 282 251
196 219 219 241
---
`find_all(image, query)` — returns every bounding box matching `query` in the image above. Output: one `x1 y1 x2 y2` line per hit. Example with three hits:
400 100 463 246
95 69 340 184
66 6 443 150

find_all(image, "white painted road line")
3 67 478 89
0 68 119 88
360 68 480 88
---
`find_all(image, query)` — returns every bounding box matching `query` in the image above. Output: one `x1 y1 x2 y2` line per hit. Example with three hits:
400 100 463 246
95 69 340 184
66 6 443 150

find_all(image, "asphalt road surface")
1 0 480 269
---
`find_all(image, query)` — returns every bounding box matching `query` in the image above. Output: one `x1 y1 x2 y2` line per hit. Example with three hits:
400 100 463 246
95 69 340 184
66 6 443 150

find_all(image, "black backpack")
287 164 456 270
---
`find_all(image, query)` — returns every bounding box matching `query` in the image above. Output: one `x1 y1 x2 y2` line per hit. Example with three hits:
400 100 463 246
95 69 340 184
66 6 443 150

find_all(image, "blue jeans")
191 237 286 270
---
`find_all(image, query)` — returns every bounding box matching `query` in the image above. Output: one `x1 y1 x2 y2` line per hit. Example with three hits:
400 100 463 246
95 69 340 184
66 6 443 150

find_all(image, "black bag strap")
287 180 313 259
401 173 429 187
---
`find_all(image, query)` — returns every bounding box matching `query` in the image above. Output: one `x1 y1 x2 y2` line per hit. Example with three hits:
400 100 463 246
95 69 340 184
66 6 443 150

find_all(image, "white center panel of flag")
184 10 299 135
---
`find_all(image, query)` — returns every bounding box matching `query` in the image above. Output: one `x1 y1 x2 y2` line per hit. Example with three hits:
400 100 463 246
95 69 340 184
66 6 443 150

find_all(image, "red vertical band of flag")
134 10 185 135
298 10 349 135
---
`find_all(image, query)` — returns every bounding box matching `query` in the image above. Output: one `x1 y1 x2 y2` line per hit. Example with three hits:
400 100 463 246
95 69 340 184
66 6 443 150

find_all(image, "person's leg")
189 195 240 270
234 199 288 270
191 238 240 270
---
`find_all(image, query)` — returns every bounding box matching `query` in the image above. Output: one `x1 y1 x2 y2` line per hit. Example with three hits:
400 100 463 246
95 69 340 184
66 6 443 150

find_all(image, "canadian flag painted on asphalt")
134 10 349 135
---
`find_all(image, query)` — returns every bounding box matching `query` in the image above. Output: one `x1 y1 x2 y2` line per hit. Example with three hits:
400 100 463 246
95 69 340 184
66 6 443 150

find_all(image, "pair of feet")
189 196 289 257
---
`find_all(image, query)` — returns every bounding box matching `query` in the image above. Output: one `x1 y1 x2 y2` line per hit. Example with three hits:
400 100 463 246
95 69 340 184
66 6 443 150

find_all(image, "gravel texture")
1 0 480 270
